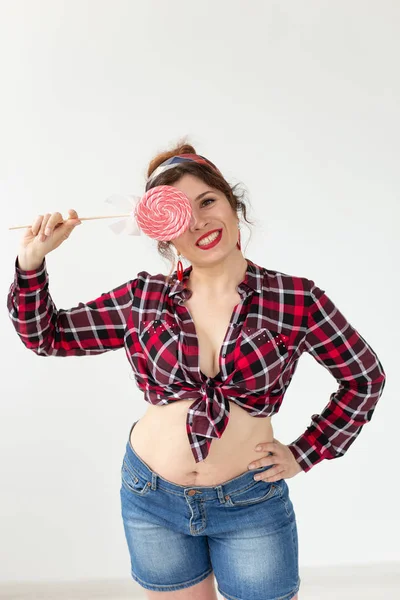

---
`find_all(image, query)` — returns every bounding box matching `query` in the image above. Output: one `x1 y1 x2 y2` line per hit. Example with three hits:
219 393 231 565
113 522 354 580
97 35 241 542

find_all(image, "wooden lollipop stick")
8 214 131 230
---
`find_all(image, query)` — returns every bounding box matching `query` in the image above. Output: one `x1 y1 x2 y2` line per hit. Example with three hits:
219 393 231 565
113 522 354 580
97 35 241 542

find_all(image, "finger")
68 208 79 219
255 441 277 452
31 214 44 236
44 212 64 236
65 208 81 228
248 455 275 470
254 469 285 482
39 214 52 240
256 446 274 455
66 208 81 226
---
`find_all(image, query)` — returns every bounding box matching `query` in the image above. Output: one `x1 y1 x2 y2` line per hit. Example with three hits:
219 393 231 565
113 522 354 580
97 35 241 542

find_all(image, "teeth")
198 231 220 246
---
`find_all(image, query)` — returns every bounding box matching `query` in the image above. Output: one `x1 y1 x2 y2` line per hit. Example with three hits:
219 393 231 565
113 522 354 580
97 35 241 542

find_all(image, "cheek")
172 237 190 254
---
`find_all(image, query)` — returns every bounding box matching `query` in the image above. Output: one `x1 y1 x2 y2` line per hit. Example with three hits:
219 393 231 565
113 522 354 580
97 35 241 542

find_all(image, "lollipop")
8 185 193 241
105 185 192 240
135 185 192 240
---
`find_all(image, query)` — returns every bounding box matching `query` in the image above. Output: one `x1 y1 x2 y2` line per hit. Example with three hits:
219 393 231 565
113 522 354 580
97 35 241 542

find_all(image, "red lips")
195 229 222 245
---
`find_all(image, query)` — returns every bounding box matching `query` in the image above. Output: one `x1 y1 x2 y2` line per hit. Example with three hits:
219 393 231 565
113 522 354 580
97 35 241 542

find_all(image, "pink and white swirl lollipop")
135 186 192 241
105 185 192 240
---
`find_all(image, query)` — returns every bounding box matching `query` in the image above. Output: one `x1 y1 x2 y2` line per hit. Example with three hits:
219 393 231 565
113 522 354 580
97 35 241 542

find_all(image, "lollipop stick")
8 214 131 230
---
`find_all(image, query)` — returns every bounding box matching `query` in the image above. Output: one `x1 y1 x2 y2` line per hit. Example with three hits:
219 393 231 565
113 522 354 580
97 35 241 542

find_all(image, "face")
169 174 239 264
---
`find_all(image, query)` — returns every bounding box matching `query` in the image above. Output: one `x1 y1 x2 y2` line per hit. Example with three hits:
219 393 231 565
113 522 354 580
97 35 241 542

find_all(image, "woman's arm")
7 255 137 357
287 279 386 473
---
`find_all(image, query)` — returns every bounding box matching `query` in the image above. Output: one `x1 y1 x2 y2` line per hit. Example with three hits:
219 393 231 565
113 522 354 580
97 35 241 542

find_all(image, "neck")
187 251 248 296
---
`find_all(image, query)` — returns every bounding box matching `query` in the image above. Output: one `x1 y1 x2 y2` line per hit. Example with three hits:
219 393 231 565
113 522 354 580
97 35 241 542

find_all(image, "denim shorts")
120 421 301 600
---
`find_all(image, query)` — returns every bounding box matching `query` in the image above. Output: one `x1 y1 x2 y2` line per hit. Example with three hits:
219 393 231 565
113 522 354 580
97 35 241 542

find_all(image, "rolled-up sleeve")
287 280 386 473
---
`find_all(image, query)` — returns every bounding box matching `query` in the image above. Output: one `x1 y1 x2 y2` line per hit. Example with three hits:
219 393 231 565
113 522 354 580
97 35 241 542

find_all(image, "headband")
145 153 222 189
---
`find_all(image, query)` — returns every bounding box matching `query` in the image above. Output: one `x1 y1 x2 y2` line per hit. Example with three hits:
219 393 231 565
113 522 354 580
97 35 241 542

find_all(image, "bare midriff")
129 401 274 486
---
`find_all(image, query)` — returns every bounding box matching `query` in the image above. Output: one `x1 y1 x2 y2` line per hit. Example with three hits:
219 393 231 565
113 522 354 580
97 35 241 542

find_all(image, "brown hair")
145 137 255 284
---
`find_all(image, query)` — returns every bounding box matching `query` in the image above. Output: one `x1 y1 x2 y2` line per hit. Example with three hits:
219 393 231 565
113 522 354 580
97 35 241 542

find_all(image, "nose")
188 211 205 230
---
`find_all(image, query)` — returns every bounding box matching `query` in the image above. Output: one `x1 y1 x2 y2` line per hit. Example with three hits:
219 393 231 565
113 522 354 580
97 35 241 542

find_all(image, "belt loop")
216 485 228 503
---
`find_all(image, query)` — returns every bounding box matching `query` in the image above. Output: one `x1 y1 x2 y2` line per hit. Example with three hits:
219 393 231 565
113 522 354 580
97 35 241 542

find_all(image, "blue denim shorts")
120 421 301 600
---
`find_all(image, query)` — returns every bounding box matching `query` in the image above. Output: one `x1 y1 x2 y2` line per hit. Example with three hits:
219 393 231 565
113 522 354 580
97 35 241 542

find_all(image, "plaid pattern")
7 255 386 472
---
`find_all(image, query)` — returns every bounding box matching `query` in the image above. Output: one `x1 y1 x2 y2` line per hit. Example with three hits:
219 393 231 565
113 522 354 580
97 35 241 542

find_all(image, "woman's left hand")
248 438 303 482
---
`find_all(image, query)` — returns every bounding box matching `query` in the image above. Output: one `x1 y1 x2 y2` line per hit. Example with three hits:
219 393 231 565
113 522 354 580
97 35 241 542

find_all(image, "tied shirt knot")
187 378 231 441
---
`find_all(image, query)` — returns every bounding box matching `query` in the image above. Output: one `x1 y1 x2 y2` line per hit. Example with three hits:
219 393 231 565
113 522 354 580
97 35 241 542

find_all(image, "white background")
1 0 398 585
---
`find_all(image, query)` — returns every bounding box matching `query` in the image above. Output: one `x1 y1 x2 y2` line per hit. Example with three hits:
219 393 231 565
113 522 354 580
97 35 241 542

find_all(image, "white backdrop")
1 0 398 585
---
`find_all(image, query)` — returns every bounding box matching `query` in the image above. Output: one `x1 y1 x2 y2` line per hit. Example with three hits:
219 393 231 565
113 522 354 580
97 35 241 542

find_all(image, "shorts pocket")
121 459 151 497
224 475 280 507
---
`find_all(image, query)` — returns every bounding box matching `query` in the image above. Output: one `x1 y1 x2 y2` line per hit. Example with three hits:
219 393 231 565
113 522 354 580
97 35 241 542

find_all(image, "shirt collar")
168 258 264 299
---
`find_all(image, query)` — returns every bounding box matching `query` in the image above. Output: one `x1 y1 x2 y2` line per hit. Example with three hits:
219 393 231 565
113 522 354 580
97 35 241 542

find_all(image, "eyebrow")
195 191 214 201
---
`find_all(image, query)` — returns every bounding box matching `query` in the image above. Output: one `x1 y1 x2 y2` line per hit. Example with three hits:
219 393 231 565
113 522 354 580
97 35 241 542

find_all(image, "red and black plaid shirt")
7 255 386 472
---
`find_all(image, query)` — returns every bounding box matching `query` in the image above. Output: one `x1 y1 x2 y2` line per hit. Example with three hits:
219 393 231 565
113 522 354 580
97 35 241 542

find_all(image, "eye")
201 198 215 207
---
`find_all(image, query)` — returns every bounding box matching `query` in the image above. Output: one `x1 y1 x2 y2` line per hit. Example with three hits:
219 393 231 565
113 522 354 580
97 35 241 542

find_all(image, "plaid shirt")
7 255 386 472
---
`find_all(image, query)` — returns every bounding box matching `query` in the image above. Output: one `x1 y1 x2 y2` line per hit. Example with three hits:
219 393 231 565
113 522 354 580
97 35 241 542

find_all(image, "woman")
8 142 386 600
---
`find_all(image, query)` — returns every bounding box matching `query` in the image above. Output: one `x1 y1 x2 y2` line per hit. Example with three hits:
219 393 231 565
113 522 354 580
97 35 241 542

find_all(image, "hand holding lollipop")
9 186 192 269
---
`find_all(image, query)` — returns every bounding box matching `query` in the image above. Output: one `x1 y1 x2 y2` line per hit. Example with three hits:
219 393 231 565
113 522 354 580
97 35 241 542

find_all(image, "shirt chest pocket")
138 319 181 384
235 327 290 390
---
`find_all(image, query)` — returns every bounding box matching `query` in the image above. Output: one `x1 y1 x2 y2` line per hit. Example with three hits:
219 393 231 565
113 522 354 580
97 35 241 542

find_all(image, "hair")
145 137 255 284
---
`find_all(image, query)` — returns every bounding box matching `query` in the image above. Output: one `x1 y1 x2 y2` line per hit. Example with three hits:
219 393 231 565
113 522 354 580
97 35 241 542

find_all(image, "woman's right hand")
18 209 82 267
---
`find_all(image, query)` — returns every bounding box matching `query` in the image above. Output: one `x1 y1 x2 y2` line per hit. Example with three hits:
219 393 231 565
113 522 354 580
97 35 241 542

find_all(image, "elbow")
19 339 54 357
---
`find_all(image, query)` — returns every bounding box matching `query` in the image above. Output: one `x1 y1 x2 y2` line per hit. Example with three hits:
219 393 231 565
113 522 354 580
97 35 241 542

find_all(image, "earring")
236 222 241 251
177 252 183 282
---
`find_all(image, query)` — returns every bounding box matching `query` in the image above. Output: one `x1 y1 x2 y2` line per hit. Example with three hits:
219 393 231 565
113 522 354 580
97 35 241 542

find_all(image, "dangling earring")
236 222 241 251
177 251 183 282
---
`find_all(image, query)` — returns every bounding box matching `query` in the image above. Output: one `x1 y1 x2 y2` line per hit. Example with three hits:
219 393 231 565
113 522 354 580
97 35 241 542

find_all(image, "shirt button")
222 353 226 357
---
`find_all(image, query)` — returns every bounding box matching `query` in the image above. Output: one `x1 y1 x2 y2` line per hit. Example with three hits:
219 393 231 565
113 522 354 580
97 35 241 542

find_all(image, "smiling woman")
7 136 385 600
117 139 383 600
115 140 304 599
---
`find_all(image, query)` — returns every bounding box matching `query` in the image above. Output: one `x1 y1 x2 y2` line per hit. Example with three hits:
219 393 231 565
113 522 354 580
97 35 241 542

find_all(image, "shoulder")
253 263 327 316
265 267 329 318
255 262 314 296
133 269 173 291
